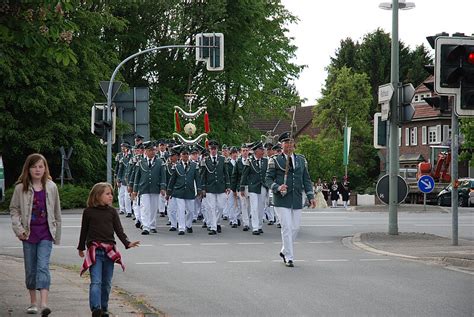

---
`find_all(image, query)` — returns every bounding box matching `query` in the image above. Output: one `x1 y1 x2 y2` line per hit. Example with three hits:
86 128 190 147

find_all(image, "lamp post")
379 0 415 235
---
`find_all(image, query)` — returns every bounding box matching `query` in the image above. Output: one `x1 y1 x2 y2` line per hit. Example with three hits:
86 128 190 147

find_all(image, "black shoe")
166 221 171 225
237 219 241 226
186 227 193 233
277 223 281 228
169 227 177 232
202 223 207 228
279 252 286 263
223 216 228 220
192 219 197 223
102 312 110 317
135 221 141 228
126 213 132 218
197 214 203 220
258 228 263 234
40 307 51 316
243 226 249 232
252 231 260 235
141 230 149 235
150 229 158 233
231 224 238 228
178 231 185 235
132 216 136 220
208 230 217 235
268 221 274 225
286 260 294 267
160 212 165 217
92 308 102 317
119 210 125 214
217 225 222 233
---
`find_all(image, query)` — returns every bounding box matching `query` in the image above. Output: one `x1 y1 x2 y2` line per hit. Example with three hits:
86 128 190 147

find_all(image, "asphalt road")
1 207 473 316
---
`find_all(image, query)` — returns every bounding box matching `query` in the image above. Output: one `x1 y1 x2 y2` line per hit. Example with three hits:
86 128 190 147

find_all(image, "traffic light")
93 120 111 142
435 36 474 116
196 33 224 71
423 80 450 113
373 113 387 149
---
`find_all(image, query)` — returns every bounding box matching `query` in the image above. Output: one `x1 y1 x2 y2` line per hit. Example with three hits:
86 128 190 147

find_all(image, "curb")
351 233 418 259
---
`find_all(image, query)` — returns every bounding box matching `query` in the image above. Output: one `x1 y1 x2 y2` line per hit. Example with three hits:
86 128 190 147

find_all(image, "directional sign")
417 175 435 193
400 103 415 122
376 174 409 205
401 83 415 104
378 83 394 103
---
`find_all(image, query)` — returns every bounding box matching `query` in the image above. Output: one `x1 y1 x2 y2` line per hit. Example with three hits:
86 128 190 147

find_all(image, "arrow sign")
378 83 394 103
100 81 122 100
417 175 435 193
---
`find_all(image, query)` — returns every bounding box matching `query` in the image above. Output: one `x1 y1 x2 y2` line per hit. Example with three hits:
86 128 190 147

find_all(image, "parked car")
437 178 474 207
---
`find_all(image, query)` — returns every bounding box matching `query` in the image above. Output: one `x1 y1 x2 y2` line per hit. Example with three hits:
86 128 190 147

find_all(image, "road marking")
3 246 22 249
163 243 192 246
136 262 169 265
228 260 262 263
182 261 216 264
414 224 474 227
63 226 81 228
316 259 349 262
200 243 229 246
359 259 391 262
301 225 353 227
237 242 264 245
308 241 335 244
139 244 153 247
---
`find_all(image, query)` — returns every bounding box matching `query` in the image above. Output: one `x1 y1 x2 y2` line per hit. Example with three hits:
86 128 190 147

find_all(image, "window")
398 127 401 146
422 126 427 145
442 125 451 142
428 125 441 144
405 128 410 146
411 127 417 146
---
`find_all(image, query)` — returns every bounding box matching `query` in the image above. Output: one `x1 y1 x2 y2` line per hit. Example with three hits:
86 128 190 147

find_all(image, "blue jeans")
22 240 53 290
89 248 114 312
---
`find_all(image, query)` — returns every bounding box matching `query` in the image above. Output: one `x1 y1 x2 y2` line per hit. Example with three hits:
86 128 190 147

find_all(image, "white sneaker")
26 304 38 314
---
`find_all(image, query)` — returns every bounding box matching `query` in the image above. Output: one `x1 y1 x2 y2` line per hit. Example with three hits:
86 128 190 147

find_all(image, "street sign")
381 102 389 121
401 83 415 104
376 174 409 205
417 175 435 193
400 103 415 122
99 81 122 100
378 83 394 103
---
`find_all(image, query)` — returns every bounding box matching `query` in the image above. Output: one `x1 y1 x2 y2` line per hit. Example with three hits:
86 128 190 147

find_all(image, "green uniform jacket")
200 155 230 193
230 157 247 192
126 155 141 189
117 153 133 185
265 153 314 209
240 157 268 194
133 157 166 194
167 161 201 199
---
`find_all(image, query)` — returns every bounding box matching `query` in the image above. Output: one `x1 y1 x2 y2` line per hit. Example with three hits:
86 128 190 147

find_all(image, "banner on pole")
343 126 351 166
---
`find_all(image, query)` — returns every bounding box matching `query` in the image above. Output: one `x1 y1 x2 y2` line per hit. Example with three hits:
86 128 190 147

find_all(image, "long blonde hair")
16 153 52 192
87 182 113 207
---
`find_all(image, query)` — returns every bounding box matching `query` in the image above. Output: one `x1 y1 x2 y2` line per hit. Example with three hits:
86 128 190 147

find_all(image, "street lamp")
379 0 415 235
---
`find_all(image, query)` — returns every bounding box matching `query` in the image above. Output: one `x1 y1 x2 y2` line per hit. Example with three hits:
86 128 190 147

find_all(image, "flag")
343 126 351 166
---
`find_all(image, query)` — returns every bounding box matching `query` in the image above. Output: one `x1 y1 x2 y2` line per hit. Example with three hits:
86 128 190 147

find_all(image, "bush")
58 184 91 209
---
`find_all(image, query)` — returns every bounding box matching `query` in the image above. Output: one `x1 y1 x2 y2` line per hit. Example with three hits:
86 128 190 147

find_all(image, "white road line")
62 217 82 220
359 259 391 262
228 260 262 263
163 243 192 246
301 225 353 227
3 246 22 249
237 242 264 245
316 259 349 262
139 244 153 247
182 261 216 264
200 243 229 246
413 224 474 227
136 262 169 265
308 241 336 244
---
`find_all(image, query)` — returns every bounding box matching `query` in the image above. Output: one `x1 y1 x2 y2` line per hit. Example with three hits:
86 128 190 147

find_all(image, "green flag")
343 126 351 166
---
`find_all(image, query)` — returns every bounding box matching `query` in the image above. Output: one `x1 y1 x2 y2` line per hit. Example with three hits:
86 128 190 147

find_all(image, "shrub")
58 184 91 209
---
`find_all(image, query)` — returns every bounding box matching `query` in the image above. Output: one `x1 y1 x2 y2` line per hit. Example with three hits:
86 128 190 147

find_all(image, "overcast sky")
281 0 473 106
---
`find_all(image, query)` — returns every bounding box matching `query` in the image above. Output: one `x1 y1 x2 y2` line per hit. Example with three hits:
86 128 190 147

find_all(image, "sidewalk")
0 255 161 317
352 232 474 274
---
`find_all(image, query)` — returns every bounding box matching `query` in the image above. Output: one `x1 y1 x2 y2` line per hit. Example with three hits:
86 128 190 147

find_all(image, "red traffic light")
468 52 474 65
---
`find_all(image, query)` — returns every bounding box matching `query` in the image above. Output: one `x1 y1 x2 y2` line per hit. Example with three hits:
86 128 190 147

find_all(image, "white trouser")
249 186 267 231
193 197 201 220
159 194 166 213
176 198 195 231
133 196 142 224
263 190 274 222
274 207 302 261
227 192 239 225
239 188 250 227
123 186 132 215
118 185 127 212
141 193 160 231
201 197 209 224
206 193 226 231
223 192 231 218
332 200 337 208
168 197 178 228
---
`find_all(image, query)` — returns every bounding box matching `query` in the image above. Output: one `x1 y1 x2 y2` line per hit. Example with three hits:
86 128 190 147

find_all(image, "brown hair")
16 153 52 192
87 182 113 207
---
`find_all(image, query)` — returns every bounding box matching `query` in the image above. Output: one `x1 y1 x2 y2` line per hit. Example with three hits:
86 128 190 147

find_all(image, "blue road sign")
417 175 435 193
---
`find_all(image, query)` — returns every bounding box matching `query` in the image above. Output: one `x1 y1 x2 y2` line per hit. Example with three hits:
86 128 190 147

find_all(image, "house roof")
251 105 315 137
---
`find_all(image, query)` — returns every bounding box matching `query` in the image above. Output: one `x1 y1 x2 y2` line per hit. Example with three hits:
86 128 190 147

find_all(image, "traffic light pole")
451 102 459 245
105 44 196 184
388 0 399 235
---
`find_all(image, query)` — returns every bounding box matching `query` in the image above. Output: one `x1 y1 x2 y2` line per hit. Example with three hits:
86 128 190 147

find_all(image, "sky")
281 0 474 106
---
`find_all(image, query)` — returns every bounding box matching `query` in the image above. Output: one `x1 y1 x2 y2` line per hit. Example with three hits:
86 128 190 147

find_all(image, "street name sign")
378 84 394 121
417 175 435 193
376 174 409 205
